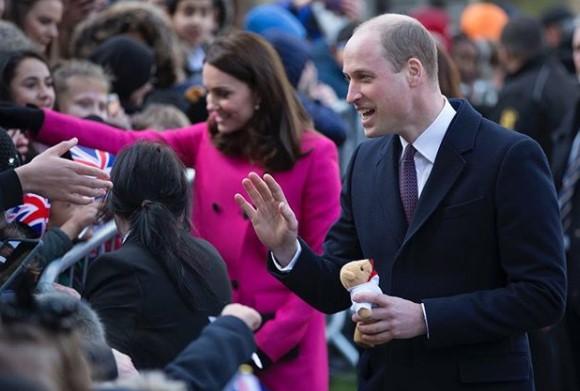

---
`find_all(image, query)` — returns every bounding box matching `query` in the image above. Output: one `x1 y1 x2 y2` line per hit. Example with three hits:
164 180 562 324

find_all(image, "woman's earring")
254 103 260 111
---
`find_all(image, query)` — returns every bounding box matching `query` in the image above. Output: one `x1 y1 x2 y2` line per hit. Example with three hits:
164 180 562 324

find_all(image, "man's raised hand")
235 172 299 266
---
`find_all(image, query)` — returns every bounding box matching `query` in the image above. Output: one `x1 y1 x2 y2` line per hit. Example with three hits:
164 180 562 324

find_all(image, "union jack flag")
3 146 115 238
69 145 115 173
5 193 51 238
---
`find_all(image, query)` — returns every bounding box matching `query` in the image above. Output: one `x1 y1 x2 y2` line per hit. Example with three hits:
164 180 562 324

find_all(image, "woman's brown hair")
205 30 310 172
437 44 463 99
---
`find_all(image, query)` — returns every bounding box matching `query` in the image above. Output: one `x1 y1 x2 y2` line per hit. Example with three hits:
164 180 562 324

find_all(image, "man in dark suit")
235 13 566 391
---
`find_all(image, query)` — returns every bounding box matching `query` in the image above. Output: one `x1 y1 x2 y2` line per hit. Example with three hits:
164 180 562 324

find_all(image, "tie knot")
402 144 416 162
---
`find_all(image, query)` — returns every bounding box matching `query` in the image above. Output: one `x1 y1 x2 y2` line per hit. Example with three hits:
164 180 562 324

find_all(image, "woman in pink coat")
0 31 341 391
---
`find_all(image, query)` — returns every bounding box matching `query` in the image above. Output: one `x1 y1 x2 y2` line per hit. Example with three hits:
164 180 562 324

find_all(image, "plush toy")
339 259 383 348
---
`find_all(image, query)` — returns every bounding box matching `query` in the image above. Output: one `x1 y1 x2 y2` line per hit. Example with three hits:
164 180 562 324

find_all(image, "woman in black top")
83 141 231 369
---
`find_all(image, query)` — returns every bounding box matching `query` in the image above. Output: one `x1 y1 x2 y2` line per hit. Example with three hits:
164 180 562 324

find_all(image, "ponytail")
129 200 223 312
108 142 227 312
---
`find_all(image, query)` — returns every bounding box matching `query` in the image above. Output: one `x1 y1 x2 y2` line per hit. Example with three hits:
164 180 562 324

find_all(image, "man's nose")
346 82 360 104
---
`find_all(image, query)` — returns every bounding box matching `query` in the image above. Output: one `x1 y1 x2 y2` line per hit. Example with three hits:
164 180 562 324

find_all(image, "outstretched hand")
15 138 112 204
234 172 298 266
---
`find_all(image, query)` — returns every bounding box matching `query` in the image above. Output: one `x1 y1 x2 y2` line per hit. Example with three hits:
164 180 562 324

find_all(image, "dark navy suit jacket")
270 99 566 391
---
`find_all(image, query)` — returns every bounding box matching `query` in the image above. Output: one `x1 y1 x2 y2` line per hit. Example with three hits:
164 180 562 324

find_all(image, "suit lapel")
401 99 479 247
403 143 465 244
375 136 407 248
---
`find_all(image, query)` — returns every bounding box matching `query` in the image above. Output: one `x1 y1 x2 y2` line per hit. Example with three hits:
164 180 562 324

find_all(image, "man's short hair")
500 17 544 61
362 15 438 82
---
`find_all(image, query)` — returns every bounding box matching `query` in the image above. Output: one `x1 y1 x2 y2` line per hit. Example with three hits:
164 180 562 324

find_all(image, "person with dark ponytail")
82 141 231 370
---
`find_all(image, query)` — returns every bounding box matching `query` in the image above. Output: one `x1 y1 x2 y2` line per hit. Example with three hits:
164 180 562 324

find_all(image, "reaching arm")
39 110 205 168
268 144 365 313
165 305 260 391
0 104 205 168
239 142 363 314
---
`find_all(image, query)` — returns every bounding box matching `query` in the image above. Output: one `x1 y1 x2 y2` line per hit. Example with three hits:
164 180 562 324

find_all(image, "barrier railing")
35 170 359 367
36 220 118 292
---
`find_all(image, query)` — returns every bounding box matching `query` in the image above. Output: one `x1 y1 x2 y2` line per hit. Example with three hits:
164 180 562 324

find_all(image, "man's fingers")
247 172 274 204
63 193 95 205
360 330 394 345
357 319 391 334
250 173 274 202
353 292 387 306
264 173 289 204
278 201 298 230
68 161 111 181
45 138 78 156
69 183 107 199
234 193 256 220
242 176 266 207
71 175 111 193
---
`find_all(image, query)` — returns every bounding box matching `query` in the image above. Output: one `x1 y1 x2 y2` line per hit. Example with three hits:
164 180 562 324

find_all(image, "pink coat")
39 110 342 391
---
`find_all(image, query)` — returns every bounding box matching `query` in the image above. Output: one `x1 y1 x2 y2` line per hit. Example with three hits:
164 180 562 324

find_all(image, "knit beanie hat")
89 36 154 104
245 4 306 39
262 30 311 88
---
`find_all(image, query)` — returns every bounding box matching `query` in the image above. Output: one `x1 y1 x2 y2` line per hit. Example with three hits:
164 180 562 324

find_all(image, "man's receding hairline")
356 13 422 37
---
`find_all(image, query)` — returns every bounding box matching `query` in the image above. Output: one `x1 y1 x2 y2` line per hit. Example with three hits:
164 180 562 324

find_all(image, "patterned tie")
559 133 580 236
400 144 418 224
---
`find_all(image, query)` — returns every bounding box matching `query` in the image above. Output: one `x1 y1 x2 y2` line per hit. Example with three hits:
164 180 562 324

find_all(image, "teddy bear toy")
339 259 382 348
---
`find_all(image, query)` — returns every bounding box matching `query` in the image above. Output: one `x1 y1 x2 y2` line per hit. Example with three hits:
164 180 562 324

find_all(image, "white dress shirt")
399 98 456 196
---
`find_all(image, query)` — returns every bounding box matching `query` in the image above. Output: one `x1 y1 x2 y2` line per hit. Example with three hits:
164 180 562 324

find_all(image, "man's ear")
406 58 423 87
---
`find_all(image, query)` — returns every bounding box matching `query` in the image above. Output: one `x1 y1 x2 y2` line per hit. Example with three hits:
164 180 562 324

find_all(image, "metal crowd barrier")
36 167 360 367
36 220 118 292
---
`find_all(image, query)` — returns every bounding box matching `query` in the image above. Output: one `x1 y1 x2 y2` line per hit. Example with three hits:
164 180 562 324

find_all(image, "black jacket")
94 316 256 391
490 54 578 163
0 169 22 211
83 236 232 369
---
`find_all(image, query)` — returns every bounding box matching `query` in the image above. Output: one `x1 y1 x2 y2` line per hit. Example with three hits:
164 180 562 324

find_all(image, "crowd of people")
0 0 580 391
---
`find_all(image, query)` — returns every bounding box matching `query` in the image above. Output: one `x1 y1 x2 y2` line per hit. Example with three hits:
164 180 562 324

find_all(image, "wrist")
14 164 34 194
272 240 298 267
60 220 82 240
